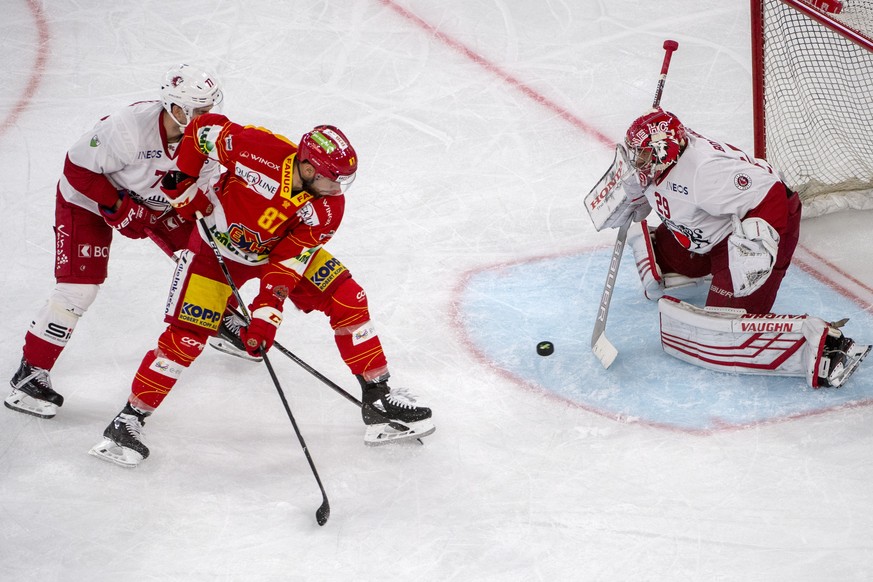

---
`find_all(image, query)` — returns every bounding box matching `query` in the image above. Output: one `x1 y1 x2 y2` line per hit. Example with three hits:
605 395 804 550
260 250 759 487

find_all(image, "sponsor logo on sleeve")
297 201 320 226
733 173 751 190
197 125 223 154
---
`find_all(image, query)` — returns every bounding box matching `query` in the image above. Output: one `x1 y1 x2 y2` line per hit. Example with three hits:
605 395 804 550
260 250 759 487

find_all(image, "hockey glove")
100 190 160 240
161 171 213 221
239 306 283 356
727 215 780 297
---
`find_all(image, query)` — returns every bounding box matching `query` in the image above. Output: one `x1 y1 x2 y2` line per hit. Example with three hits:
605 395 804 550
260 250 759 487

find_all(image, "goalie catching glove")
727 215 779 297
160 170 213 220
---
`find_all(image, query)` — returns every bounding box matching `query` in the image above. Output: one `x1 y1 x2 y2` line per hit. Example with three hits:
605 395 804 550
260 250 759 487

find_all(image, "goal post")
751 0 873 217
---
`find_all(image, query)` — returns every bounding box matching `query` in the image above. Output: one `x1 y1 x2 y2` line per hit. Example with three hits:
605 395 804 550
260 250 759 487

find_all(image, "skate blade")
207 338 262 362
4 391 58 419
88 439 144 468
364 419 435 447
828 344 872 388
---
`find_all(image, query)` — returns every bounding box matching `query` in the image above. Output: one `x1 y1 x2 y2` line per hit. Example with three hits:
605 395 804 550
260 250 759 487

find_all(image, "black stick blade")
316 501 330 526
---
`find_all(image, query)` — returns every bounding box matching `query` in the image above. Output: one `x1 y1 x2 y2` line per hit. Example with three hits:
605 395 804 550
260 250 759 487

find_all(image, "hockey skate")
208 311 262 362
358 375 434 446
817 329 871 388
5 358 63 419
89 403 151 468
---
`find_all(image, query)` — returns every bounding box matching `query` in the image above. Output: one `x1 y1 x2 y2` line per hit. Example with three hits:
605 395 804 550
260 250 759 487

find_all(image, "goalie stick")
589 39 679 369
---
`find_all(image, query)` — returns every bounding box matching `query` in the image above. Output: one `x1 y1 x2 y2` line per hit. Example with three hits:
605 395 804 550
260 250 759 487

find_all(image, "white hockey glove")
601 178 651 229
727 215 780 297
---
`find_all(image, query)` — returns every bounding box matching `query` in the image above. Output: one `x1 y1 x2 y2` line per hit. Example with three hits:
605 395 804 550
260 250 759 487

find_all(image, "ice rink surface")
2 1 873 580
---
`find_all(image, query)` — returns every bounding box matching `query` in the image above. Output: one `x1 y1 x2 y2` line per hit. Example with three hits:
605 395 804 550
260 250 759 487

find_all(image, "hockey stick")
590 217 631 368
195 216 331 527
144 230 409 432
590 39 678 369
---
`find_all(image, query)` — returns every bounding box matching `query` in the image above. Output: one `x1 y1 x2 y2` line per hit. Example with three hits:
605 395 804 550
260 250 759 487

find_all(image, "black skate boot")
5 358 64 419
88 403 152 468
817 327 871 388
208 310 262 362
357 375 434 446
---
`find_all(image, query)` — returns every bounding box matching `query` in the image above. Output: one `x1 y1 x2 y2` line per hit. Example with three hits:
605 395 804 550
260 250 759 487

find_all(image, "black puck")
536 341 554 356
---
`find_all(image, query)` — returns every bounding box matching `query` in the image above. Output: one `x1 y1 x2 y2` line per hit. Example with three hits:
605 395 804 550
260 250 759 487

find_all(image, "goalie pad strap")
658 296 828 387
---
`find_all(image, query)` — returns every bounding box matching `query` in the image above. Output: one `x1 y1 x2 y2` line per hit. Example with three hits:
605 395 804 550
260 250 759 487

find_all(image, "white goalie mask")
160 64 224 130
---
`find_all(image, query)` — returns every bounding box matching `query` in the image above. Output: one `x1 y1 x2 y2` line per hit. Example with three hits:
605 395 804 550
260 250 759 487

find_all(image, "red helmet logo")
625 108 685 178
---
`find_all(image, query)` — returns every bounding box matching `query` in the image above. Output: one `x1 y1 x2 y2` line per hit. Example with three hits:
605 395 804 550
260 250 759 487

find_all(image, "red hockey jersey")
176 113 346 307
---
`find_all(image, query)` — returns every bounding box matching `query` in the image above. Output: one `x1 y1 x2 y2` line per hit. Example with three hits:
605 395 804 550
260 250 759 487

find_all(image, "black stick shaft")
197 216 330 526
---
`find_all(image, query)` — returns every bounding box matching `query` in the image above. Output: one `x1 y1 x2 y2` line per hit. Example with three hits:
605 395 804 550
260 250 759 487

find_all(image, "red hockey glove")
239 307 283 356
161 171 213 221
100 191 161 240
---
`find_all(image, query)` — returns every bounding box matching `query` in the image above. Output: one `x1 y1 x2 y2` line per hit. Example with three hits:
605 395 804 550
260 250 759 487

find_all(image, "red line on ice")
378 0 615 147
0 0 50 137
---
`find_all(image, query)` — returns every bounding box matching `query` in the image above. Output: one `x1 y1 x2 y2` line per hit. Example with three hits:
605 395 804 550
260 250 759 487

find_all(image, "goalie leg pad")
628 220 665 300
628 222 711 301
659 297 870 388
658 296 812 384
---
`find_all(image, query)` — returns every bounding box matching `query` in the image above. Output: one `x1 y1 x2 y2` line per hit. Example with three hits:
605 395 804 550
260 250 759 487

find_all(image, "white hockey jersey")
58 100 217 215
643 130 783 254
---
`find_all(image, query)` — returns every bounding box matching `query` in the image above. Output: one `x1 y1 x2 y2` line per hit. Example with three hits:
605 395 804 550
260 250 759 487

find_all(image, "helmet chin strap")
169 104 190 132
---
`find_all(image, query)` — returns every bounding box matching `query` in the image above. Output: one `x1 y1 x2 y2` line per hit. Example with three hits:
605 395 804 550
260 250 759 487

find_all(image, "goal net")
751 0 873 217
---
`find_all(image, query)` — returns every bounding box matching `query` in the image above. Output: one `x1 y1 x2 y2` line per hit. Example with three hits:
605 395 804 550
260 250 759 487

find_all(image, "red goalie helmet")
624 108 686 178
298 125 358 190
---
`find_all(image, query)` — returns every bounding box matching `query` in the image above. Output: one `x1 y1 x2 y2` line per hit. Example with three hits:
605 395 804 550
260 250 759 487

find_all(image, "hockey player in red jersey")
89 115 434 467
595 107 869 389
4 64 255 421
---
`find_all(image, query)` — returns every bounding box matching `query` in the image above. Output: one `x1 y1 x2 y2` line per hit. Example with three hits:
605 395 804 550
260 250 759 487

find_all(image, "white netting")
759 0 873 217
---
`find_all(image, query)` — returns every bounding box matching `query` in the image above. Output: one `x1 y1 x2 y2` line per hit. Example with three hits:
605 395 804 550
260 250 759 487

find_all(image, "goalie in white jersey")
5 64 249 420
598 107 869 389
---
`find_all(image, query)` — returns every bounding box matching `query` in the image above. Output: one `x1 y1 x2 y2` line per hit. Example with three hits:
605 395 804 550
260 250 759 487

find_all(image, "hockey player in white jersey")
596 107 869 388
5 64 252 420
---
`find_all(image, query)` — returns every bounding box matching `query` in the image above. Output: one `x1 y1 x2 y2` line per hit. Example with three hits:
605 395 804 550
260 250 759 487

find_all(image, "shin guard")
130 325 206 411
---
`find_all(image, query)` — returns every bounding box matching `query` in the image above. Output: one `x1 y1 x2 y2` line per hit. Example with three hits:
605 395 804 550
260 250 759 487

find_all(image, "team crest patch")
733 173 751 190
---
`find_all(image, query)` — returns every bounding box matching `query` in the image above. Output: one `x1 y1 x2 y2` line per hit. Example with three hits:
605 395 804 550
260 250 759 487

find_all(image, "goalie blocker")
658 296 870 389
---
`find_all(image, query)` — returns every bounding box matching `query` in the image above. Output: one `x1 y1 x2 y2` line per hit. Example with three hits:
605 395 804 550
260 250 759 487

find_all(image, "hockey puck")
536 341 554 356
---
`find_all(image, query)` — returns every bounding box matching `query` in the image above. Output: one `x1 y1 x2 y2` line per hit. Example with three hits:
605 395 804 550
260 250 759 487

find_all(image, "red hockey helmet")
297 125 358 191
624 108 686 178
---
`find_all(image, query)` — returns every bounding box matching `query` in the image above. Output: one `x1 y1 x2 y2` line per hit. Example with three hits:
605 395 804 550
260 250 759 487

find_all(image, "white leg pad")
658 296 830 387
628 220 664 300
28 283 100 347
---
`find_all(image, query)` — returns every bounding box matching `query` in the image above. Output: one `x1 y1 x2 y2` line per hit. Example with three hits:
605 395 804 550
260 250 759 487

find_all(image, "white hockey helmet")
160 64 223 129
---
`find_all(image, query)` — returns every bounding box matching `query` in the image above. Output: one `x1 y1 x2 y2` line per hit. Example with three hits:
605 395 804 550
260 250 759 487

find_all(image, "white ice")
2 1 873 580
